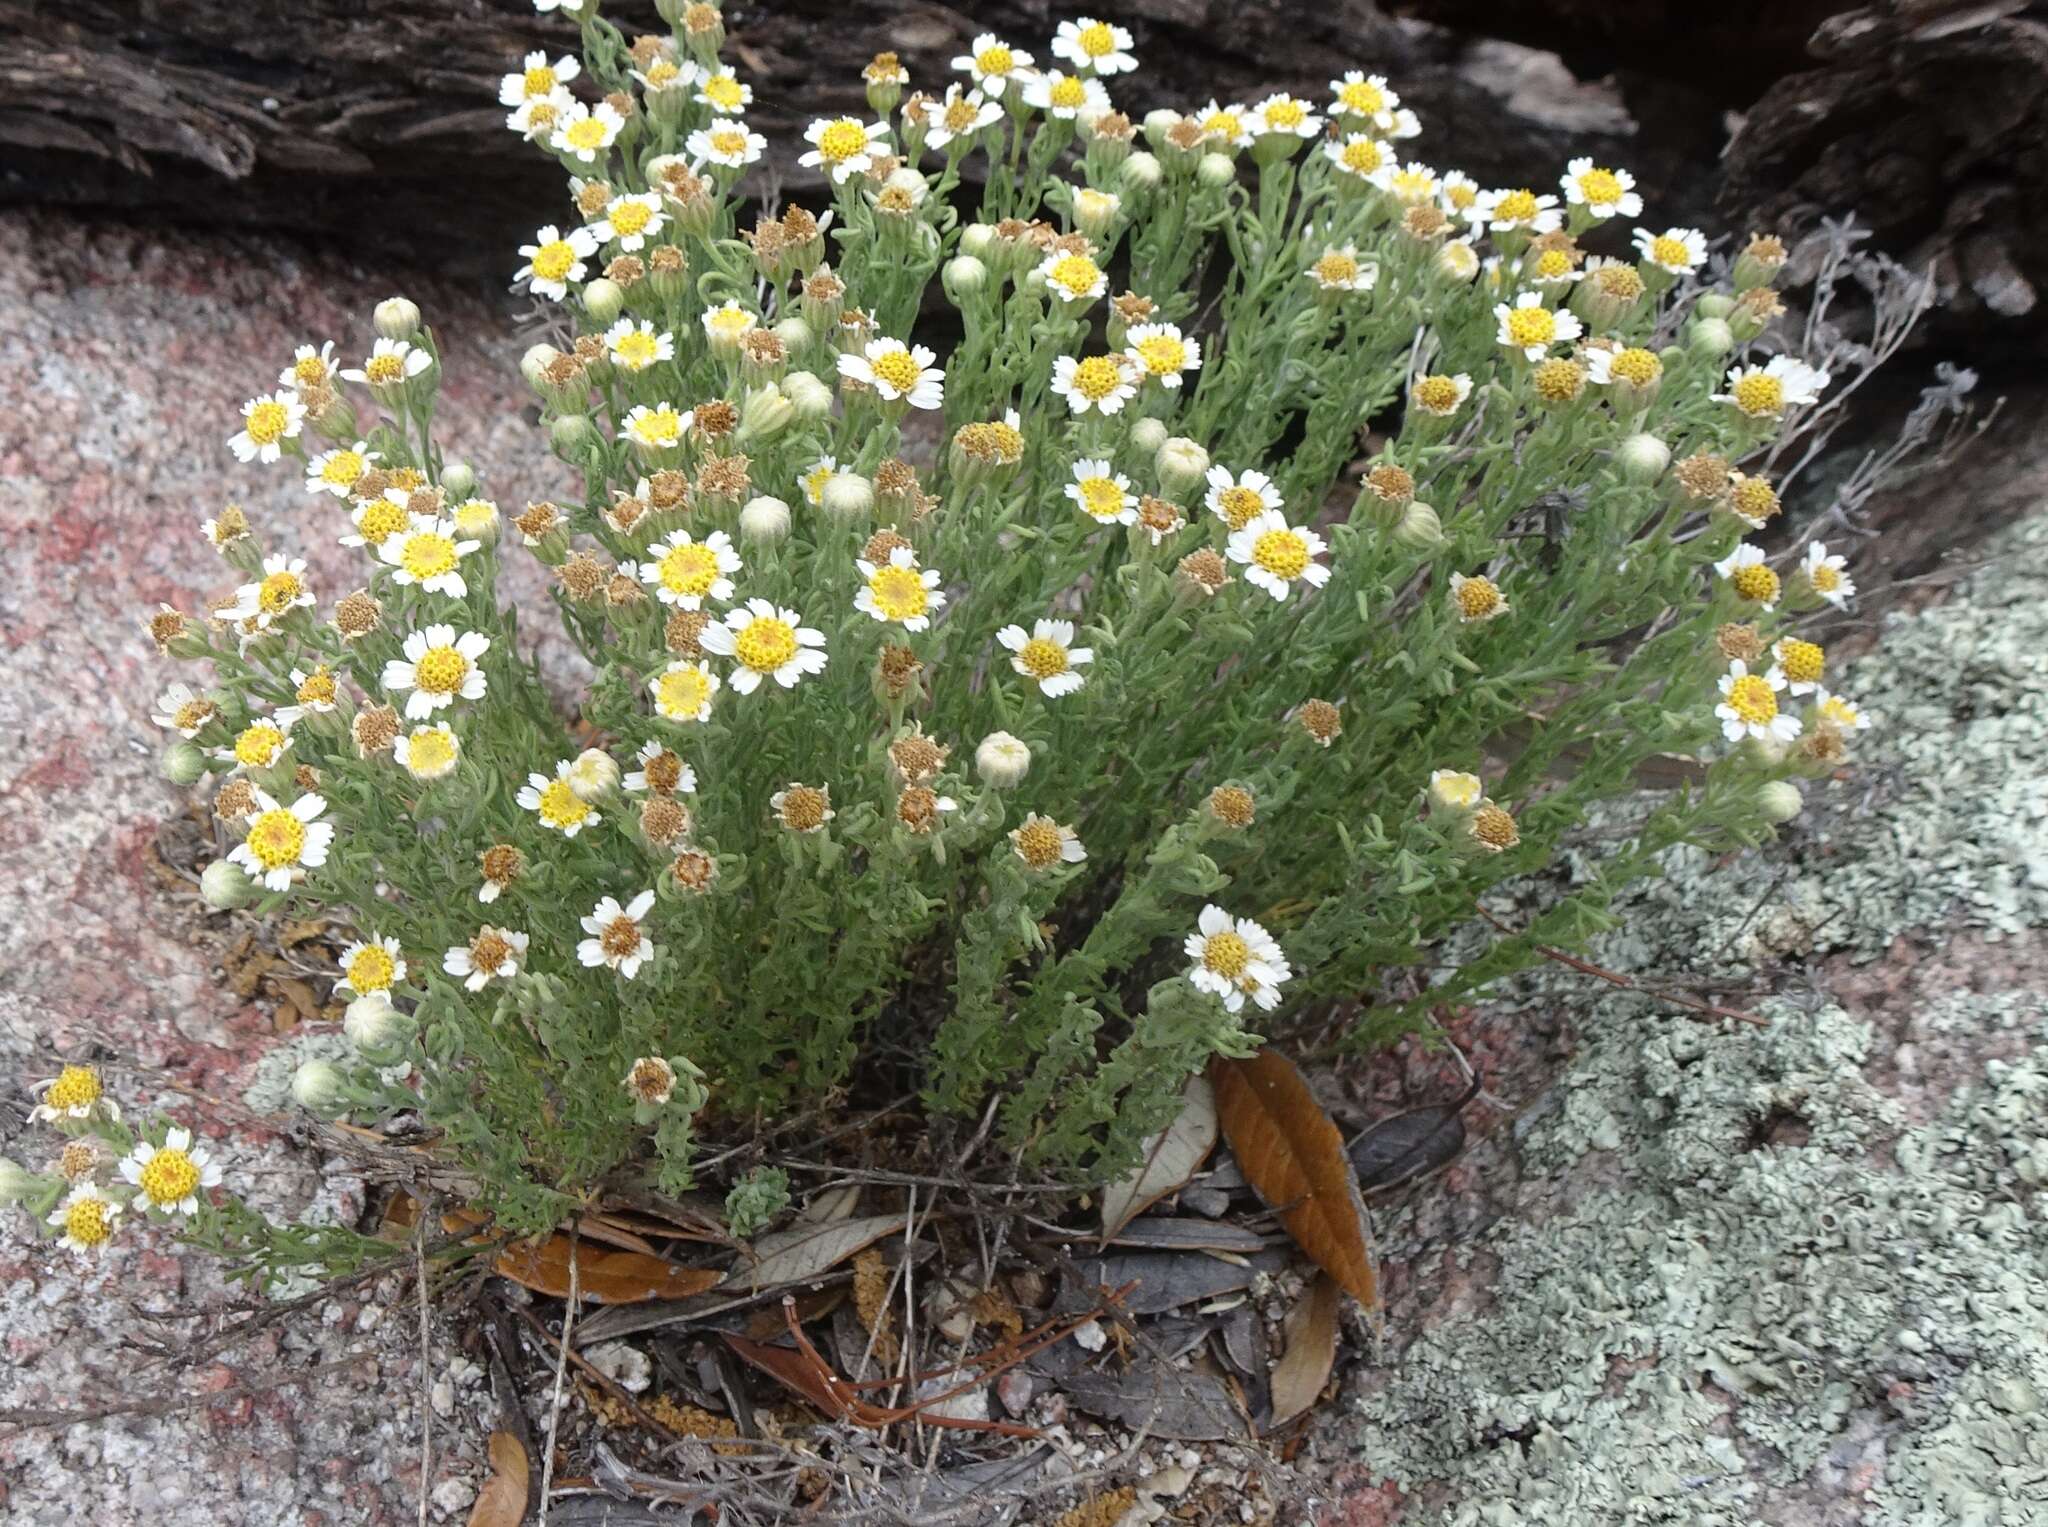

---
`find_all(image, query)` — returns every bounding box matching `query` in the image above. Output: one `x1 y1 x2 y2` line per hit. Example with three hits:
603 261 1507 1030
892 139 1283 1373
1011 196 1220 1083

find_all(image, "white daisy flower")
518 760 601 837
797 455 840 507
838 338 945 409
1438 170 1480 218
1449 572 1510 623
688 119 767 170
1370 160 1440 206
1410 372 1474 418
444 926 529 991
1204 465 1284 530
233 554 316 630
700 598 829 694
924 86 1003 152
340 337 432 394
507 89 573 142
700 300 758 350
603 318 674 374
1227 511 1331 602
997 618 1093 697
48 1182 122 1256
1813 688 1873 733
1066 458 1136 526
382 625 490 719
341 487 412 550
380 515 480 599
1769 637 1826 696
551 99 626 164
639 529 741 609
1632 225 1707 276
276 667 338 729
591 191 666 251
1009 813 1087 869
855 546 946 631
799 115 890 182
220 716 292 773
1324 133 1395 182
1329 70 1402 132
1052 16 1138 74
153 683 219 738
30 1065 121 1124
304 440 377 499
1050 353 1138 415
227 789 334 891
1023 69 1112 121
499 50 579 107
515 223 599 302
228 389 306 464
1801 542 1856 609
1714 355 1831 419
1468 186 1561 235
952 34 1034 96
1306 244 1377 293
1123 323 1201 388
1195 100 1253 149
337 934 407 999
1494 291 1582 360
1037 250 1108 306
1714 542 1781 611
1248 92 1320 140
1185 904 1292 1013
1561 157 1642 220
578 891 657 979
695 68 752 114
631 54 695 97
278 340 338 391
1716 660 1800 744
624 740 698 794
394 724 461 781
1438 239 1481 281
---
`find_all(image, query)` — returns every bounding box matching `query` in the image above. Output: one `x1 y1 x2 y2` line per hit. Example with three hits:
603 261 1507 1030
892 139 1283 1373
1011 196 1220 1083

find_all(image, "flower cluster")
70 2 1893 1243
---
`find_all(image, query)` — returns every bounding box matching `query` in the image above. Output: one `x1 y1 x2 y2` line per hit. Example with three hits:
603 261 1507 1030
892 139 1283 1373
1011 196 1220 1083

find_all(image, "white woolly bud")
373 297 421 341
566 748 620 803
1155 436 1210 499
821 472 874 522
740 495 793 544
1757 780 1805 824
290 1059 348 1116
781 370 835 422
1617 433 1671 485
975 731 1032 788
200 859 251 910
582 277 625 326
1129 417 1169 456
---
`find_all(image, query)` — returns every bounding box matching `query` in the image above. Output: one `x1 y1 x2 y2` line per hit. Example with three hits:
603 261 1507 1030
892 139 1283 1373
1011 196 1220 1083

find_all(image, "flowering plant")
15 2 1901 1263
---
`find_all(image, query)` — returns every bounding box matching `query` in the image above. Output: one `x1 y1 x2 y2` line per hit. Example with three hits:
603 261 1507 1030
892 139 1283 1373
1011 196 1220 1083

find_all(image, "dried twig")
536 1223 578 1527
1474 904 1765 1026
0 1357 372 1432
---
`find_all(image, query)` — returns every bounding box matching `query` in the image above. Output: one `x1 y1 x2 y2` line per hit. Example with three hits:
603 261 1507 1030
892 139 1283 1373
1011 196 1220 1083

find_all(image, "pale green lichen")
1349 511 2048 1522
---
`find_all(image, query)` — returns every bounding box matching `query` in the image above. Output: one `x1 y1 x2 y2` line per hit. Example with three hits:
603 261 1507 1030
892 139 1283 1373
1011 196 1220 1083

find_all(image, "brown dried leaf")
1268 1272 1341 1426
492 1233 724 1305
1099 1076 1218 1243
465 1429 529 1527
1209 1048 1378 1309
851 1248 899 1366
740 1213 909 1292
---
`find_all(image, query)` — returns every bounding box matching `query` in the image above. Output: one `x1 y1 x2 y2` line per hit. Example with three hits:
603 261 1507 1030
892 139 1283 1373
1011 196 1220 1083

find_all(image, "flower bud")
1196 152 1236 189
1693 292 1735 320
1072 187 1121 239
1129 416 1169 457
959 223 999 260
161 740 209 787
782 369 835 422
582 277 625 326
975 731 1031 788
943 255 988 303
200 859 252 910
344 996 413 1064
737 383 794 445
1121 151 1163 194
740 495 792 544
0 1157 31 1205
1425 769 1484 817
439 460 477 501
773 316 812 354
567 747 620 803
549 414 596 457
821 471 874 523
290 1059 348 1117
1617 432 1671 485
1733 235 1787 291
1155 436 1210 499
1757 779 1804 824
1393 500 1444 549
1141 108 1179 148
373 296 421 341
520 344 561 390
1689 317 1734 358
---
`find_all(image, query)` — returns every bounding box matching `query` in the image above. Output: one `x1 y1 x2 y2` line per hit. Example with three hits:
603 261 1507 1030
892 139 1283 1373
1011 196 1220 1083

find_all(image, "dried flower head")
1206 785 1256 828
1297 699 1343 746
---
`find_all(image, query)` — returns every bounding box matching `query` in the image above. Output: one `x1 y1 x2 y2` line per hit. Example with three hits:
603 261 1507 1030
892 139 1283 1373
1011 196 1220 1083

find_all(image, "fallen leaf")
1268 1272 1340 1426
1099 1076 1218 1243
1210 1048 1378 1309
493 1234 724 1304
1349 1073 1480 1194
740 1213 909 1292
1065 1247 1288 1316
1059 1360 1249 1440
1103 1217 1270 1254
466 1429 529 1527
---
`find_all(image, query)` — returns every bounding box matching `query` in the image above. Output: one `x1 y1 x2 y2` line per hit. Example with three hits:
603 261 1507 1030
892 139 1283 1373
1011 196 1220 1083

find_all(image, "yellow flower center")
1650 235 1691 266
657 665 713 717
566 116 610 151
1576 168 1623 205
414 645 469 694
404 728 457 774
1730 564 1781 604
1338 139 1382 174
259 570 304 615
523 64 557 96
245 401 289 445
1777 640 1824 684
293 355 328 385
943 99 979 132
1202 930 1250 979
644 59 679 87
975 44 1014 74
1726 675 1778 725
1133 335 1186 375
703 74 743 108
175 699 215 731
1070 355 1125 401
1047 254 1102 298
401 533 458 582
1264 99 1305 129
1493 189 1539 222
1314 253 1359 285
1732 374 1785 416
319 450 365 488
1819 695 1860 727
1533 359 1584 402
1047 75 1086 109
364 353 405 384
1216 486 1263 529
455 500 496 535
634 406 685 445
817 119 868 162
1596 265 1644 300
1390 168 1434 200
708 128 749 156
1810 563 1842 593
46 1066 102 1111
600 915 642 957
1013 818 1064 868
532 241 577 282
63 1197 114 1247
868 566 929 621
1456 577 1502 619
345 945 397 993
609 200 652 235
358 498 407 541
1446 181 1477 209
1610 347 1661 386
1077 22 1116 56
1339 80 1386 114
659 543 722 598
870 348 923 392
734 616 799 673
1077 477 1125 520
1413 376 1461 413
1534 249 1574 280
1505 306 1556 347
1731 478 1779 522
297 668 336 705
779 786 829 832
234 723 285 767
537 778 590 829
247 807 307 870
1205 110 1245 141
1017 636 1069 679
527 102 561 133
1252 528 1309 580
613 331 659 369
